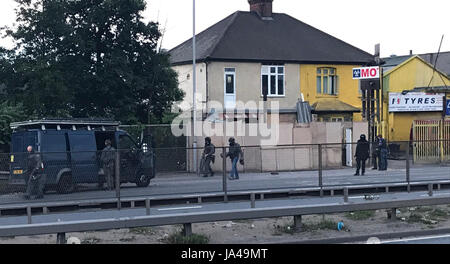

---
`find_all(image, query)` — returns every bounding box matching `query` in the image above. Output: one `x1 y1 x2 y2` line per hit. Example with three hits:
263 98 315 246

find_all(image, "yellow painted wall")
300 64 363 122
381 56 450 142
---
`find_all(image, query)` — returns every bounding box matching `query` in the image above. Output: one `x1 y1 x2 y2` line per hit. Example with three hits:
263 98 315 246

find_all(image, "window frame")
316 67 339 96
224 68 236 95
261 65 285 97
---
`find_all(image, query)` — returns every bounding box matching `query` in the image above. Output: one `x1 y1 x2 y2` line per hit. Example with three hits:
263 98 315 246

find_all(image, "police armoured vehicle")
9 119 155 193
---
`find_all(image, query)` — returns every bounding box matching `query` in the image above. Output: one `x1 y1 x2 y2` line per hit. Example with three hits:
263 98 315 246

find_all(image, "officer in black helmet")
354 134 370 176
200 137 215 177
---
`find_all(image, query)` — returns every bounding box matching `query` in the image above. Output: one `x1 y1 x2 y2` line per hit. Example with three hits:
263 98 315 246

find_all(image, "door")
117 133 140 181
68 131 99 183
141 134 156 178
224 68 236 109
41 131 69 185
9 132 38 185
345 128 353 167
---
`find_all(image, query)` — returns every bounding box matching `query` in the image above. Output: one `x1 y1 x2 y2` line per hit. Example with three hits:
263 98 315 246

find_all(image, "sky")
0 0 449 58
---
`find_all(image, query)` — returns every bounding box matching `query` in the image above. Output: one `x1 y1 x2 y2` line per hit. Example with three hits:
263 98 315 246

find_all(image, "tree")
3 0 183 124
0 101 27 152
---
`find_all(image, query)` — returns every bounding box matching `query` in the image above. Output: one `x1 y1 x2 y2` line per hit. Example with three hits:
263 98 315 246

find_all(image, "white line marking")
383 234 450 244
158 206 203 211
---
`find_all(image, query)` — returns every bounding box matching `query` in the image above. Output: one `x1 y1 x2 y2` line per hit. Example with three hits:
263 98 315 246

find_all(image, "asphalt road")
0 189 447 228
0 163 448 206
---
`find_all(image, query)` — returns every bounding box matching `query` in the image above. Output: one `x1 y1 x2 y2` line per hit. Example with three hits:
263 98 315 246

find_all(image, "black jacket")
203 144 215 158
27 152 42 177
226 143 243 160
355 139 370 160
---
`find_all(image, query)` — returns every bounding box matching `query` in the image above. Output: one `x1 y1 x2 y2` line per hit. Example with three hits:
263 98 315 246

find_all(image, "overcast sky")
1 0 449 57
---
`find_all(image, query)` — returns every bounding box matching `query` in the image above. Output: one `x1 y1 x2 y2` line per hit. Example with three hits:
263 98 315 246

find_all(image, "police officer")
371 136 379 170
100 139 116 190
354 134 370 176
221 138 244 180
24 146 45 199
377 135 388 171
200 137 215 177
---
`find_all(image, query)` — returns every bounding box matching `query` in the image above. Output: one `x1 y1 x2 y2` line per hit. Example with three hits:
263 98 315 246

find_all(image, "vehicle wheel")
57 174 75 194
135 173 151 187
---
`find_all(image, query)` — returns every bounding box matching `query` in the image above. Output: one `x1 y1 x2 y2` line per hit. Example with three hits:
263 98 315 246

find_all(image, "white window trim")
224 68 236 95
261 65 286 97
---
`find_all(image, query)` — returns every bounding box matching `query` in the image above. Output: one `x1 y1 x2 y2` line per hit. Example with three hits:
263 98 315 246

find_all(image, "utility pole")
192 0 198 175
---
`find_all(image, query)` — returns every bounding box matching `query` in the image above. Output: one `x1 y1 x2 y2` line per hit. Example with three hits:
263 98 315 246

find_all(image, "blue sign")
446 99 450 116
353 69 361 79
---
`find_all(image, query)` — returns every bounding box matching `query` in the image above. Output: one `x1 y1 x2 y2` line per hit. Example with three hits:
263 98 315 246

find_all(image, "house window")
331 117 344 122
261 65 285 97
317 67 339 95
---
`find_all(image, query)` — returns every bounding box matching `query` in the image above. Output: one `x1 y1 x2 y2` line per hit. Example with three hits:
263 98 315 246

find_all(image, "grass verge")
164 232 209 244
345 211 376 221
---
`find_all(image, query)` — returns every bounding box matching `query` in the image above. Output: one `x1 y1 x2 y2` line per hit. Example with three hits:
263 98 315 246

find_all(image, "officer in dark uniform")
221 138 244 180
377 135 388 171
24 146 45 199
100 139 116 190
354 134 370 176
200 137 215 177
371 136 379 170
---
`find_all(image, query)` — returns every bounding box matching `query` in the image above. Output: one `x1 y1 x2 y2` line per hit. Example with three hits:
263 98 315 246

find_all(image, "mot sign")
353 66 380 80
389 92 444 112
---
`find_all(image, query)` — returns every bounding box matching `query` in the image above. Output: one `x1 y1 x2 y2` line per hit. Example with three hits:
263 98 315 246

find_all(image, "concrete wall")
208 62 301 110
172 63 208 112
300 64 364 122
186 121 369 172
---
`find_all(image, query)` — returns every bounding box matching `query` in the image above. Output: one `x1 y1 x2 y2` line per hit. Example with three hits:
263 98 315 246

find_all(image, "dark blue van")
9 119 155 193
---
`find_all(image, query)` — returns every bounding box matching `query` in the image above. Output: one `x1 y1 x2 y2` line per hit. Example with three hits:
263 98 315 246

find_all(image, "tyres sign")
389 92 444 112
353 66 380 80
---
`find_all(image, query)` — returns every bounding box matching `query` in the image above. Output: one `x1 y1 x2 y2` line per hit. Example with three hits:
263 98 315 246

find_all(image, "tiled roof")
169 11 374 65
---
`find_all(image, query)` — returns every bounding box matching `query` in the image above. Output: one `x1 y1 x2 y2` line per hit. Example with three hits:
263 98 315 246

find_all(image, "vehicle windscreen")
118 134 138 149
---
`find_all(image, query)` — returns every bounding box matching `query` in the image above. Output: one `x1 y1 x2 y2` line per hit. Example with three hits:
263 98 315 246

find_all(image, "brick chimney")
248 0 273 17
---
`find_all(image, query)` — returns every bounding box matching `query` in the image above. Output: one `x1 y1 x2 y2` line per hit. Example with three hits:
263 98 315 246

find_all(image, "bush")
165 232 209 244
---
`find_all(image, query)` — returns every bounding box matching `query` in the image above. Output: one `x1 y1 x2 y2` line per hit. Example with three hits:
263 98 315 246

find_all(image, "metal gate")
413 120 450 163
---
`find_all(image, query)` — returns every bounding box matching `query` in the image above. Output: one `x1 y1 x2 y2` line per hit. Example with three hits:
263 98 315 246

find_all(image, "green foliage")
164 232 209 244
129 227 155 235
0 101 28 152
273 219 341 235
2 0 184 123
302 219 340 232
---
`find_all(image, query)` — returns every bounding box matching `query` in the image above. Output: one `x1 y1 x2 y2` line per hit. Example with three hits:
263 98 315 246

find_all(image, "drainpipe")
206 61 209 114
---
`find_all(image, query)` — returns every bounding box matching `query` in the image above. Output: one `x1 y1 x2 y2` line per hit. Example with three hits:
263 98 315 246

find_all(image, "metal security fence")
413 120 450 163
0 141 448 208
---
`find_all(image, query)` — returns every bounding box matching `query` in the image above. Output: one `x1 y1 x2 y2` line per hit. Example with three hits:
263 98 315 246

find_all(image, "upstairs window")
317 67 339 95
261 65 285 97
